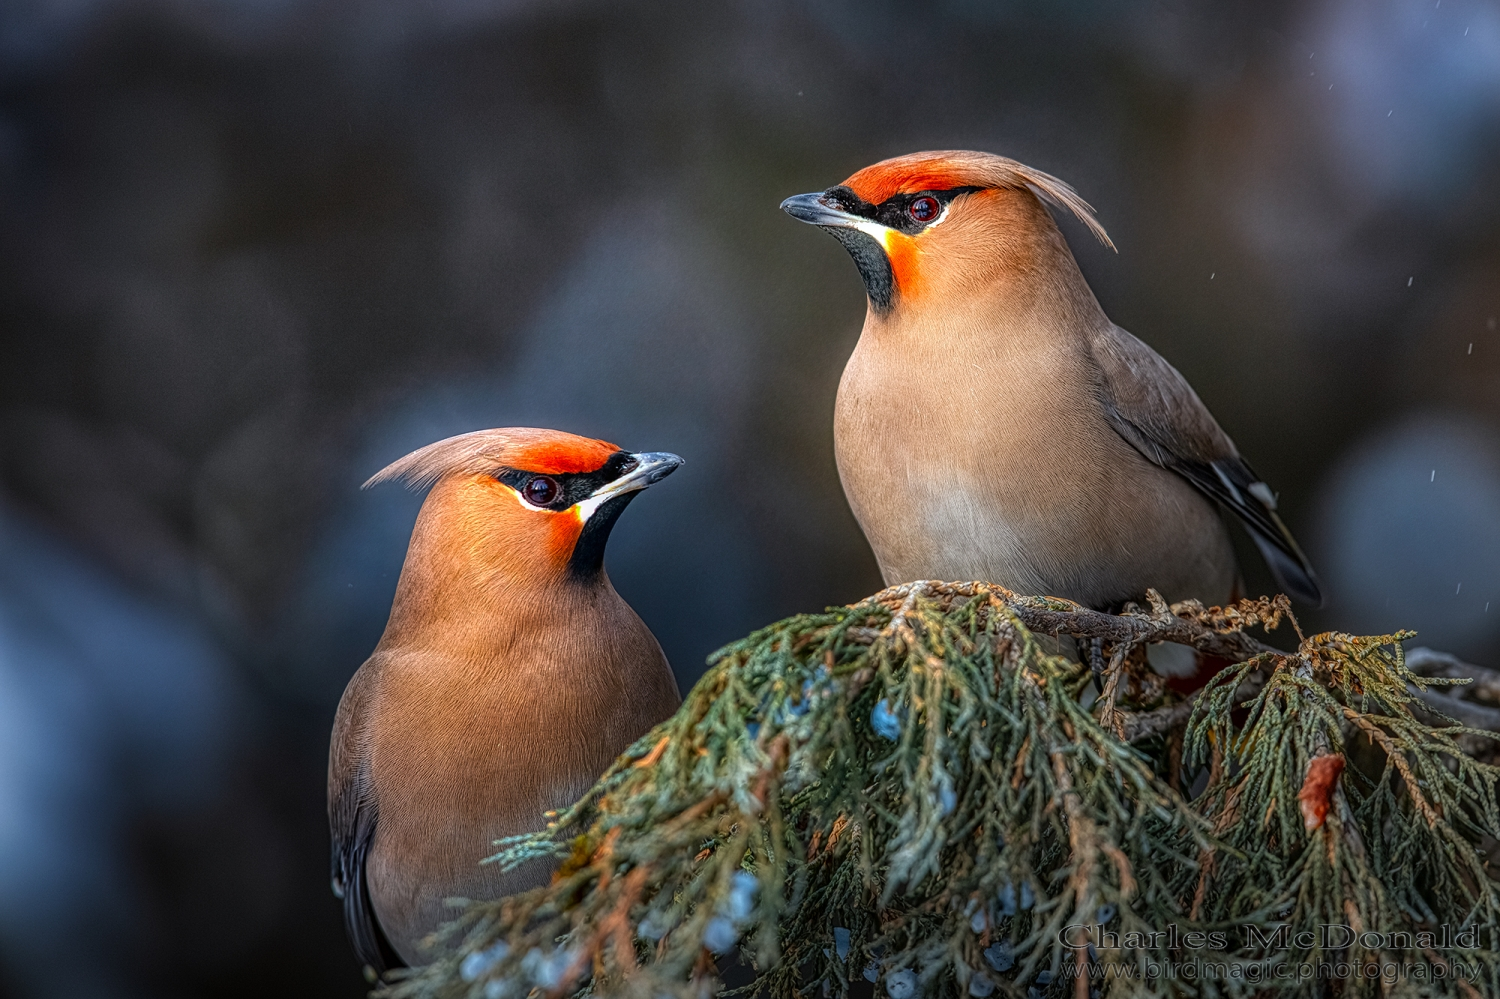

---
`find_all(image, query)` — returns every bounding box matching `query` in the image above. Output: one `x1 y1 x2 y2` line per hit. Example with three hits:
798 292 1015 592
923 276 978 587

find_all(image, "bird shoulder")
1089 324 1234 466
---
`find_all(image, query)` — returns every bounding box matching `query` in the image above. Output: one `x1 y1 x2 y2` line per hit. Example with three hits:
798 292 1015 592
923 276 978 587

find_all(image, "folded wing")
1091 325 1323 606
329 672 402 973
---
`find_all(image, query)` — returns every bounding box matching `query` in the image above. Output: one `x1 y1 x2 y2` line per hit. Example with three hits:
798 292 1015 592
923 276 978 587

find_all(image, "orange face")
783 149 1109 313
379 429 680 637
481 440 628 576
393 430 680 586
796 156 992 309
462 473 590 572
840 157 1007 305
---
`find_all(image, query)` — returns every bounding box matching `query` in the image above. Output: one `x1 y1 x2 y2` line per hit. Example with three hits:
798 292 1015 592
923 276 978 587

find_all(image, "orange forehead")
508 437 620 475
841 161 971 205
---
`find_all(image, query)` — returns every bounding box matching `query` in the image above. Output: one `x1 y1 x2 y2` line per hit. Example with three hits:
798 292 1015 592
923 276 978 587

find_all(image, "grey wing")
1091 325 1323 606
329 672 402 973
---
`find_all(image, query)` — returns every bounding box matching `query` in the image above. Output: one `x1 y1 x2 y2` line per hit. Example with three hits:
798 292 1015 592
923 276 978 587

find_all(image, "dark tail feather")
342 831 404 976
1248 526 1324 607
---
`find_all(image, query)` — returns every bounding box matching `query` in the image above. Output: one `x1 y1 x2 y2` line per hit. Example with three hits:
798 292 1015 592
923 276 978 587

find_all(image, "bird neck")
376 484 616 655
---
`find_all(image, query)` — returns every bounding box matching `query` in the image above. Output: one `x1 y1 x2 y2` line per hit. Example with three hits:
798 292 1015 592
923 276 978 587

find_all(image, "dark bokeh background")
0 0 1496 994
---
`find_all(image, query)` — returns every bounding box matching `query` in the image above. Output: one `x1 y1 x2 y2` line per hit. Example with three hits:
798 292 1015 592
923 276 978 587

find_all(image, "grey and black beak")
634 451 684 484
780 192 867 229
585 452 683 507
568 451 683 579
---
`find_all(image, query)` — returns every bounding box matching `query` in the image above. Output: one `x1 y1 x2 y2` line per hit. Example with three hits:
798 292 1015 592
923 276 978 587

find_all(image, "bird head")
366 427 682 586
780 150 1113 315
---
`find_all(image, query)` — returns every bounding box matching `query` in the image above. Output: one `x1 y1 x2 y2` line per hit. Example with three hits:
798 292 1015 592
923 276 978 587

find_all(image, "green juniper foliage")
378 582 1500 999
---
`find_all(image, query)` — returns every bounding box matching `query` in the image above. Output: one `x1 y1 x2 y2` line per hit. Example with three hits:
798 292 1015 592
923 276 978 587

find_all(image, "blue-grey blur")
0 0 1497 995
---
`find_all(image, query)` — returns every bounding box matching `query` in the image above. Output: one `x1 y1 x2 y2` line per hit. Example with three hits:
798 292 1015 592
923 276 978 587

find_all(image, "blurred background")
0 0 1496 994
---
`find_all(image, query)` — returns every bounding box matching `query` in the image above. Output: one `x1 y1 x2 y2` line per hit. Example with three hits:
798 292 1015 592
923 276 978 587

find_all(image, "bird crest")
363 428 620 490
842 150 1114 249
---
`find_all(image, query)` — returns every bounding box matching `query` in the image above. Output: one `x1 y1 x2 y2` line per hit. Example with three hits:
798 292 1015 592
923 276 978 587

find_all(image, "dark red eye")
523 475 560 506
908 196 939 223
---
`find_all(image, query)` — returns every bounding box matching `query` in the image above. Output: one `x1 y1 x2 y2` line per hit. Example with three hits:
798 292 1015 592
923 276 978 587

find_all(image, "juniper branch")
378 584 1500 999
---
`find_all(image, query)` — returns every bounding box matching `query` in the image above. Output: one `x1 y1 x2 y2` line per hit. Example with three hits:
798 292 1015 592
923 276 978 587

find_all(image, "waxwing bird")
781 150 1321 609
328 428 683 971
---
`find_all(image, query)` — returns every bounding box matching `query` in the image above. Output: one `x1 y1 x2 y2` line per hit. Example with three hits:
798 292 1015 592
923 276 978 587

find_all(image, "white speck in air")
1487 602 1491 613
1210 272 1215 280
1408 276 1414 286
1465 26 1470 35
1431 469 1436 482
1329 84 1334 90
1457 582 1463 595
1469 343 1474 354
1389 109 1394 116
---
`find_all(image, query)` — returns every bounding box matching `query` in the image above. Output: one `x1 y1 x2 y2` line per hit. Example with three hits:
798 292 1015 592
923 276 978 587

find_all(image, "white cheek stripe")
504 481 643 523
572 491 613 522
848 218 896 248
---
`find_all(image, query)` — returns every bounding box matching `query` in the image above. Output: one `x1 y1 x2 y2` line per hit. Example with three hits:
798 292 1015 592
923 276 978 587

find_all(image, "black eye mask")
493 451 639 511
820 185 982 235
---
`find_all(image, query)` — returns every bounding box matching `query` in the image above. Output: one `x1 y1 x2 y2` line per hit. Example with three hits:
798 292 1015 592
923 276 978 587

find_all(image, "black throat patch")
566 492 637 580
815 184 982 313
826 226 895 311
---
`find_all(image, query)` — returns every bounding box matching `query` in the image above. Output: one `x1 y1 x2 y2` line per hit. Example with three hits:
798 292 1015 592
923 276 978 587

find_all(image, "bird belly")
849 458 1235 607
366 766 597 967
362 632 679 966
891 486 1050 593
834 347 1236 606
